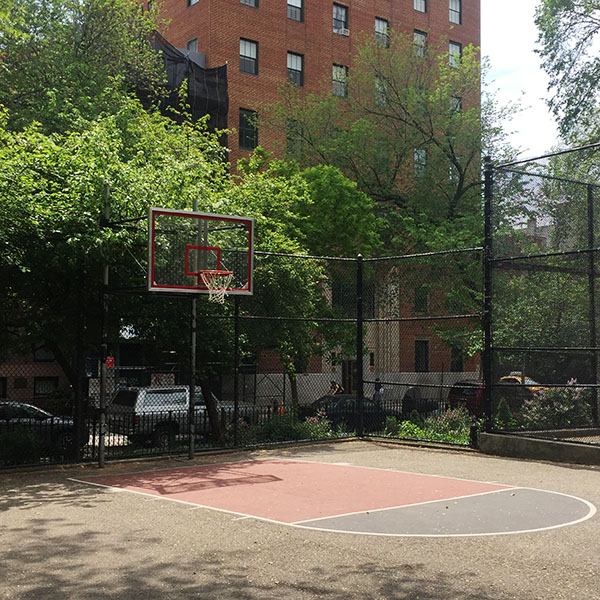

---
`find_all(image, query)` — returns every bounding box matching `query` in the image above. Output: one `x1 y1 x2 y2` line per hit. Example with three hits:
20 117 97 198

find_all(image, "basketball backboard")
148 208 254 296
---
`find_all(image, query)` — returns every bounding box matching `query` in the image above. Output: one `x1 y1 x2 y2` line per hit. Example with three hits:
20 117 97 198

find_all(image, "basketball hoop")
200 270 234 304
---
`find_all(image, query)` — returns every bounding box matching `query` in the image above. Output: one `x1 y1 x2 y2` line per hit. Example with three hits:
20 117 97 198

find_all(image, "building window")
449 41 462 68
241 0 258 6
332 64 348 97
450 95 462 113
414 29 427 57
240 38 258 75
333 3 348 33
188 0 198 6
34 376 59 396
450 346 464 372
287 52 304 86
287 0 303 21
414 147 427 176
415 340 430 373
414 0 426 12
0 377 6 399
375 17 389 47
449 0 461 24
186 38 198 53
239 109 258 150
375 75 387 107
286 119 302 153
414 285 429 313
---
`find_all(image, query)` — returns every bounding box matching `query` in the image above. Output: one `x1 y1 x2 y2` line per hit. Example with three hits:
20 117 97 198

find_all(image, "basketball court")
70 457 596 537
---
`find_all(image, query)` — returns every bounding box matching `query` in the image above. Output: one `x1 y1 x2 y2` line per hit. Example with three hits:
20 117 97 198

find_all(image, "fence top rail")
255 250 355 262
494 140 600 169
491 247 600 263
255 248 483 263
495 166 600 187
365 246 483 262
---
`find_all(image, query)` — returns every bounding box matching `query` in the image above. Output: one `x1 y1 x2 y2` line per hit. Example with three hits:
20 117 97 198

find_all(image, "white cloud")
481 0 561 158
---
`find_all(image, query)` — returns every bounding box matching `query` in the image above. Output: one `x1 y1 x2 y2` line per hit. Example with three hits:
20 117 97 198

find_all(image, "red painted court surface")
71 459 596 536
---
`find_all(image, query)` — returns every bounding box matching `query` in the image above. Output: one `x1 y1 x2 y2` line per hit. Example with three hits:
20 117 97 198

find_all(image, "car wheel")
54 430 76 457
152 425 176 449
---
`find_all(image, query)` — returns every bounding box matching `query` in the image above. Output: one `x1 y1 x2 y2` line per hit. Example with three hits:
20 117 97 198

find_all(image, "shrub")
300 409 335 439
422 406 475 444
252 410 336 444
384 406 476 444
383 416 400 436
495 397 516 429
409 409 422 425
0 428 41 466
518 382 593 430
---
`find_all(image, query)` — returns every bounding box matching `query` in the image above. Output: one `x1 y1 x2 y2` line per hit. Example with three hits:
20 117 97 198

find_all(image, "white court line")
262 455 517 488
291 488 598 538
68 460 597 538
291 487 514 525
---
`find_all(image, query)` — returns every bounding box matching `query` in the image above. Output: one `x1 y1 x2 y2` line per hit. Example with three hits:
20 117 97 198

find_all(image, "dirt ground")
1 440 599 600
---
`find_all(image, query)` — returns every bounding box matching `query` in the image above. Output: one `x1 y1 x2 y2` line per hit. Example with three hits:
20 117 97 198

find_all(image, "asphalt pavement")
1 440 599 599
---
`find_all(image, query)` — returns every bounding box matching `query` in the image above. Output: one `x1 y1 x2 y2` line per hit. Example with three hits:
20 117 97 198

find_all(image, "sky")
480 0 561 159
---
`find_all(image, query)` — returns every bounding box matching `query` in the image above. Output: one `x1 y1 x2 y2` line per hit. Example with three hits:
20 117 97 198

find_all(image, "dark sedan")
300 394 401 432
0 401 83 457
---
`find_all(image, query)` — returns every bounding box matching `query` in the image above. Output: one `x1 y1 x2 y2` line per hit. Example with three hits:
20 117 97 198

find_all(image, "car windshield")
111 389 138 407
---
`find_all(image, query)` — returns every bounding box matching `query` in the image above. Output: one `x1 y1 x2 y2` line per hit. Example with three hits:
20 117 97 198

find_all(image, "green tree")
0 99 230 415
0 0 164 133
267 32 516 254
535 0 600 137
229 154 382 414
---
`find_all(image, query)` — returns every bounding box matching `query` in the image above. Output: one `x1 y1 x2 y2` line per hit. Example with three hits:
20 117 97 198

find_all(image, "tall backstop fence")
0 247 483 467
3 144 600 468
485 145 600 443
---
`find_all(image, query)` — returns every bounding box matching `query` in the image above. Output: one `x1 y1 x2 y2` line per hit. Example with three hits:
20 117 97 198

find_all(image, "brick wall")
160 0 480 165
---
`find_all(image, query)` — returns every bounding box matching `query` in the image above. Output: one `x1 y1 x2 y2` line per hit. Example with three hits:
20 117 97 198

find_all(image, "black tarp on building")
145 33 228 132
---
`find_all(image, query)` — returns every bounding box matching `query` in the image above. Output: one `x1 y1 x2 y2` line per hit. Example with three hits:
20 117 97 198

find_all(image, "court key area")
70 458 596 537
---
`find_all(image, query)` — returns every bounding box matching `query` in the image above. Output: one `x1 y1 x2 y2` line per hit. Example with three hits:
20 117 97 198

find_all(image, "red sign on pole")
106 356 115 368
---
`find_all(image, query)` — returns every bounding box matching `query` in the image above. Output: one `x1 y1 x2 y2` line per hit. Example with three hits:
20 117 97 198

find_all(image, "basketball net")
200 270 234 304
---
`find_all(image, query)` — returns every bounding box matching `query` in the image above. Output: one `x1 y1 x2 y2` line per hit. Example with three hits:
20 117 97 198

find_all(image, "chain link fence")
486 146 600 444
1 247 485 467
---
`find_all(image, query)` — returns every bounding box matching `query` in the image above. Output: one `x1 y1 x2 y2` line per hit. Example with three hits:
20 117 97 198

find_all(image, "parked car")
299 394 401 432
107 386 257 448
0 401 84 456
447 380 484 417
497 372 547 412
401 387 440 418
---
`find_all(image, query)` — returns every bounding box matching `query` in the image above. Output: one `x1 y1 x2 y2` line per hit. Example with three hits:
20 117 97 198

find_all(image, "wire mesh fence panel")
490 151 600 443
362 249 482 444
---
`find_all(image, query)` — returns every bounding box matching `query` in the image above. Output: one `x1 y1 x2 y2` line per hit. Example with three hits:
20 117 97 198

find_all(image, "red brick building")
156 0 480 164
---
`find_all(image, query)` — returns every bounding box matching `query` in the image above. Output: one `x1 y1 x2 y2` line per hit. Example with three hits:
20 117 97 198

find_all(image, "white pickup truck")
107 386 254 447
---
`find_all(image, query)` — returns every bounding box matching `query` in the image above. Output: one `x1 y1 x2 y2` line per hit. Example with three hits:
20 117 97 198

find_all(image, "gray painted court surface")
296 487 595 536
2 440 600 600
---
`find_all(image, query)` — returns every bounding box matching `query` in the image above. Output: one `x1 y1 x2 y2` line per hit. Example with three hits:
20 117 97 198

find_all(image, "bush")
383 416 400 436
409 409 422 426
300 409 335 439
0 428 41 466
518 382 593 430
384 406 477 445
252 410 336 444
495 397 516 429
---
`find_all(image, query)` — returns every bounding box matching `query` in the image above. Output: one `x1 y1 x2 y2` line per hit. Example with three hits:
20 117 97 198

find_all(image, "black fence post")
188 295 196 460
483 157 494 433
356 254 364 437
233 296 240 445
588 184 599 425
98 183 110 468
